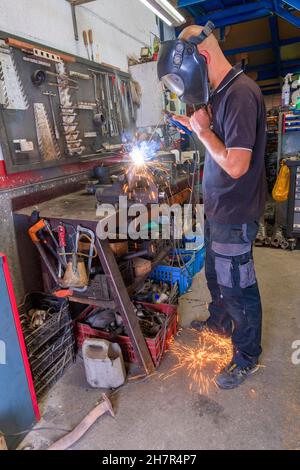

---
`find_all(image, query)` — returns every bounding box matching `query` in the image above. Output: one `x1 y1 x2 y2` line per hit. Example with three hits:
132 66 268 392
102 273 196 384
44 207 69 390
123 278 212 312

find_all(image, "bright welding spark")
162 328 233 395
130 146 146 167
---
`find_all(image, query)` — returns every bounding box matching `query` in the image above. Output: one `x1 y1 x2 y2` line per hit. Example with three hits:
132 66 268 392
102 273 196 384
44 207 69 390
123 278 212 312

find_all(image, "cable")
188 134 201 206
1 427 72 438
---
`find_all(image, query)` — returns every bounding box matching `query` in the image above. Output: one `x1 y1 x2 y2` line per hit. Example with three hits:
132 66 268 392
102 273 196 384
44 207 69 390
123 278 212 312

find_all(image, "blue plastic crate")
183 234 204 244
150 254 195 296
194 246 206 274
171 246 205 276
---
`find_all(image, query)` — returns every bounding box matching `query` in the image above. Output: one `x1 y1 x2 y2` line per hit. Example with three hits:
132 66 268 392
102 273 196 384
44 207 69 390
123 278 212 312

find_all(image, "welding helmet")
157 21 214 105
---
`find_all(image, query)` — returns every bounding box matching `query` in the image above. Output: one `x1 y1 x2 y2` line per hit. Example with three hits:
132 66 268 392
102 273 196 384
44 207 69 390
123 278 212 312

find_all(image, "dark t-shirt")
203 65 267 224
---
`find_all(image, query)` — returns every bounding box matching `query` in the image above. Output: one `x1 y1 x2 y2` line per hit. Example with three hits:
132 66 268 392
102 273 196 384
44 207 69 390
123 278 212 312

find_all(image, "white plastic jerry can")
82 338 126 389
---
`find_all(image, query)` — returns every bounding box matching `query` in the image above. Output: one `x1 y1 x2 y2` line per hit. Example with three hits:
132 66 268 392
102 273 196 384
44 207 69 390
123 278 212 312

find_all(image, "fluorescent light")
156 0 185 23
138 0 173 26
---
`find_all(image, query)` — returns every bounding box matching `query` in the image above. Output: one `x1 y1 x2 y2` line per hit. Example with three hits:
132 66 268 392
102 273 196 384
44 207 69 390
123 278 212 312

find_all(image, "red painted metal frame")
0 253 40 421
0 156 125 191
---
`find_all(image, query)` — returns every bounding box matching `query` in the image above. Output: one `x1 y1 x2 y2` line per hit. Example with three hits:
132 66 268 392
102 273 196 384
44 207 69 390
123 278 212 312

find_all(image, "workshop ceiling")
175 1 300 94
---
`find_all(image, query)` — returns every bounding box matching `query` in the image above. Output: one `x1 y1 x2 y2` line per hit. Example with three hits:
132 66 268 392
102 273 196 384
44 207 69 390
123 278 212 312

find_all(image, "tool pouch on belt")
215 255 257 289
206 220 258 289
272 160 290 202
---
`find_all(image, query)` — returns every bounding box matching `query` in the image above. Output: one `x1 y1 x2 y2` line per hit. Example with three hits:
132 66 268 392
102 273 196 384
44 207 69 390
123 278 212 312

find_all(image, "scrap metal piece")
0 40 29 110
255 221 271 247
48 394 114 451
34 103 61 161
271 225 289 249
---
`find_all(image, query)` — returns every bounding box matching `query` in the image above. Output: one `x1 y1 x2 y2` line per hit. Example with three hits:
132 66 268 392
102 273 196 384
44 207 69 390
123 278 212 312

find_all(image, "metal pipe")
197 9 271 28
196 1 272 22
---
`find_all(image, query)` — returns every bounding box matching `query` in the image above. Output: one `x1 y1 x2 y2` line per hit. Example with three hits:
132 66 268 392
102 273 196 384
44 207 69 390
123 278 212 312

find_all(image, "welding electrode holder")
165 112 193 136
165 103 210 136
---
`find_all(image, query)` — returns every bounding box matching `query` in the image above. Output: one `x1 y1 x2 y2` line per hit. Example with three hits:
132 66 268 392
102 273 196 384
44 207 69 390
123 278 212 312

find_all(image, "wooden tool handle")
83 30 88 47
88 29 93 45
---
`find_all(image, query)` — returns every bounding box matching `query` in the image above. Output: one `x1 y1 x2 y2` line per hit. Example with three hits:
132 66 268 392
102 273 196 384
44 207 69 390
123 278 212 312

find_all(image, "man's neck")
208 59 233 91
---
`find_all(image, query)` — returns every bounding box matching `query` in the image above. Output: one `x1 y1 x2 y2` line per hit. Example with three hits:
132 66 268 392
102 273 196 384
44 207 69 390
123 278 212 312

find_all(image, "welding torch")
164 103 210 136
164 111 192 136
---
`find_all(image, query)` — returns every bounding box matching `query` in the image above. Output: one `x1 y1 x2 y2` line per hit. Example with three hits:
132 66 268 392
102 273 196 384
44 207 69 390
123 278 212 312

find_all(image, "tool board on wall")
0 33 136 174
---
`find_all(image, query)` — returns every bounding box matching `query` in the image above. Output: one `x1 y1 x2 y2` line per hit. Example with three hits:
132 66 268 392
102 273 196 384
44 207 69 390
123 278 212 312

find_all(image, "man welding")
157 23 266 389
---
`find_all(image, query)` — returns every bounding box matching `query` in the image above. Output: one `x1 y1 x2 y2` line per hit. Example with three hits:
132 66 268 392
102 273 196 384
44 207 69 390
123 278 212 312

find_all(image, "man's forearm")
197 129 230 173
196 128 252 179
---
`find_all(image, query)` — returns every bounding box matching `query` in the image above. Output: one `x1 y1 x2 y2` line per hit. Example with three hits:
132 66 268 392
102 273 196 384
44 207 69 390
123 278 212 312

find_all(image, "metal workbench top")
15 190 102 223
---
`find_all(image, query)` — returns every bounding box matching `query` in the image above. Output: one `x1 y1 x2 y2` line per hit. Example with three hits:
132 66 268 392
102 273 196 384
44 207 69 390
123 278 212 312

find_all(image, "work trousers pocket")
215 257 233 288
239 259 256 288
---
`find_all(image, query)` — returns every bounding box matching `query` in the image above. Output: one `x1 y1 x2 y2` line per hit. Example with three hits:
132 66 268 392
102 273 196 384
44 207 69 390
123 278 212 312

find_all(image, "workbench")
15 189 173 375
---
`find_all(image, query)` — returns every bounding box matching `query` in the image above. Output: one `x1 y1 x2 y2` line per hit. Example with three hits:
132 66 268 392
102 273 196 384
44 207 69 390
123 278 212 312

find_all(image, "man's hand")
173 108 250 178
190 106 212 137
172 114 192 133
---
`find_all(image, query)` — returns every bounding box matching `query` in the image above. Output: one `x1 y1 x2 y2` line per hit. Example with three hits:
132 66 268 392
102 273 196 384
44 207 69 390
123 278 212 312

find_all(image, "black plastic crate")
30 327 75 377
34 345 76 397
19 293 71 354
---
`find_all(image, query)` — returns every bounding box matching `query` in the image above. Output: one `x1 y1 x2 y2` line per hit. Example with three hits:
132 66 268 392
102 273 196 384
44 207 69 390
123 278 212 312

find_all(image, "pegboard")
0 32 136 174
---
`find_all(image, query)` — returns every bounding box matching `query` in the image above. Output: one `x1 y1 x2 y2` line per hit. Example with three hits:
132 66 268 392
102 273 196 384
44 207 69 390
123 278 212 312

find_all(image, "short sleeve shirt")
203 65 267 224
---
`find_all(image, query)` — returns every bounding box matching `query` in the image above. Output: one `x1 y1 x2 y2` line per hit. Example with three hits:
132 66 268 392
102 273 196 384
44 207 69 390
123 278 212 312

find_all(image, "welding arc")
147 115 164 144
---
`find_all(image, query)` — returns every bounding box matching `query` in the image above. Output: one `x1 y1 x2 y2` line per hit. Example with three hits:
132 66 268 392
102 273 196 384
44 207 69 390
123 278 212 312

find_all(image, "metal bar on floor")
95 238 155 375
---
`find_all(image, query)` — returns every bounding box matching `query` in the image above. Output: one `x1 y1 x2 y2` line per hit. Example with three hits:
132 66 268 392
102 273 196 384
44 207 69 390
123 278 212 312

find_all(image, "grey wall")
0 0 159 71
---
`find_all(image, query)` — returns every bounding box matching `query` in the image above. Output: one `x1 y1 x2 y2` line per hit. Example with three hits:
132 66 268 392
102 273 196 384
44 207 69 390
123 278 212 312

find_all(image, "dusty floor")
21 248 300 450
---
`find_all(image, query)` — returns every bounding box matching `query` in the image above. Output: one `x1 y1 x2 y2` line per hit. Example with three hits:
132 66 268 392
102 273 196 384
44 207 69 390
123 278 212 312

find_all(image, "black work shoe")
216 362 260 390
190 320 208 332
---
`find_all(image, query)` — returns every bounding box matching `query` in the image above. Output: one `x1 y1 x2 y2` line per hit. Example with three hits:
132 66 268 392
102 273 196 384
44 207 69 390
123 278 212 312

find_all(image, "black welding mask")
157 21 215 105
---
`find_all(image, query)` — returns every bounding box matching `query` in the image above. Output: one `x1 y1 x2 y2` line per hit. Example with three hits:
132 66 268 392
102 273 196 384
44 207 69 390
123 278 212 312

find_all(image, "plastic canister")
82 338 126 389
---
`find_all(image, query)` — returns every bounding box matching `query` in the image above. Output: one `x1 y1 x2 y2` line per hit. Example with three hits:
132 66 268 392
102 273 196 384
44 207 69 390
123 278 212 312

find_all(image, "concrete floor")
21 248 300 450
